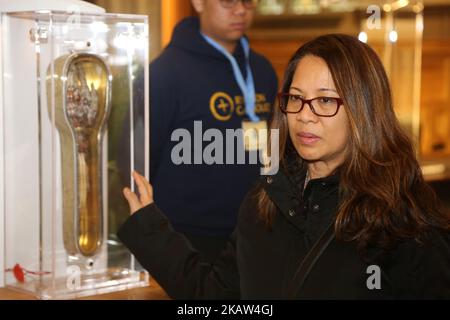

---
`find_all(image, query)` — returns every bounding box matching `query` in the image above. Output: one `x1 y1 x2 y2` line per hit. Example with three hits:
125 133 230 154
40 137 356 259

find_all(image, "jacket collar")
261 169 300 216
261 168 340 227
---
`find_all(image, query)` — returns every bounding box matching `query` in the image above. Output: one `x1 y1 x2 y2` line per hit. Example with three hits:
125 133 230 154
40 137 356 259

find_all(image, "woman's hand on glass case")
123 171 154 215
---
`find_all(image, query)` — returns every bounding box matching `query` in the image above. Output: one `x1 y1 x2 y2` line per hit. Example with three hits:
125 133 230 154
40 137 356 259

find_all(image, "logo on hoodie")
210 92 272 121
210 92 235 121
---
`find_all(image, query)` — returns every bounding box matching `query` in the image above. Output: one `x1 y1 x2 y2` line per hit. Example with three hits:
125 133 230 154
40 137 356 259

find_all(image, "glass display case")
1 7 149 299
358 1 424 154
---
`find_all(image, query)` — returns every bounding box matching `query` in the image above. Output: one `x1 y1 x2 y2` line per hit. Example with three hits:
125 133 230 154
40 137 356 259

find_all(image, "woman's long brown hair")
258 34 450 251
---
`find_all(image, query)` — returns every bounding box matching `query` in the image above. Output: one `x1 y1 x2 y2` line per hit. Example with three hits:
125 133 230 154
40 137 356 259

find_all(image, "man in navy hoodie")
150 0 278 262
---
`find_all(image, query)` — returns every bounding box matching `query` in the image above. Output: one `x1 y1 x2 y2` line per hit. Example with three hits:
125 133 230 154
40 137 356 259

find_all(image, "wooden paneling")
420 39 450 160
248 12 359 87
249 39 304 86
161 0 195 48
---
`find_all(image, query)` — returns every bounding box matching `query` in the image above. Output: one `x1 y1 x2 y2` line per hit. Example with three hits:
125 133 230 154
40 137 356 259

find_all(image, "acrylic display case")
358 1 424 153
1 6 149 299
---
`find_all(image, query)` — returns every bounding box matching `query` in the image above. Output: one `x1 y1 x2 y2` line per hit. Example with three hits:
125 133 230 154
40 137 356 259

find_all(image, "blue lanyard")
201 33 259 122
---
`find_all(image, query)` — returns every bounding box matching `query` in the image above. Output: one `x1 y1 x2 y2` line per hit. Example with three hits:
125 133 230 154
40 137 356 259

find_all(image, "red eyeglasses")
278 93 344 117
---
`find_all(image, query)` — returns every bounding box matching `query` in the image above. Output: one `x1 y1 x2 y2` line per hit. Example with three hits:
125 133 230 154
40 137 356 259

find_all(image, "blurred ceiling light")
421 164 446 176
291 0 321 14
391 0 409 11
389 30 398 43
358 31 368 43
319 0 343 9
258 0 286 15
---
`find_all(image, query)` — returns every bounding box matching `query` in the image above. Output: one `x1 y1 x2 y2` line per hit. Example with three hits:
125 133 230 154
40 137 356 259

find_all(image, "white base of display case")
6 269 149 300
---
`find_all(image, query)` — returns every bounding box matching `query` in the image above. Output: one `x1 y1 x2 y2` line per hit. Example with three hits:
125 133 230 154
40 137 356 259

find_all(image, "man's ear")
191 0 205 13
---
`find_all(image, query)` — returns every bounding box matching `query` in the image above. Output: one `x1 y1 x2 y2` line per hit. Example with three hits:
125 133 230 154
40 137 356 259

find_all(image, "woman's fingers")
132 171 154 206
122 172 154 215
123 187 142 215
143 174 153 200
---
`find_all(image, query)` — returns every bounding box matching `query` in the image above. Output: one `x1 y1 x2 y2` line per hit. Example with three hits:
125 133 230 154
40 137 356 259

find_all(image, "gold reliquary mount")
47 53 112 265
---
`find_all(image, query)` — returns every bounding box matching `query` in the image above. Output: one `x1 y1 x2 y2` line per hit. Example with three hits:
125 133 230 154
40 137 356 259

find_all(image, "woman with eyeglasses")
120 34 450 299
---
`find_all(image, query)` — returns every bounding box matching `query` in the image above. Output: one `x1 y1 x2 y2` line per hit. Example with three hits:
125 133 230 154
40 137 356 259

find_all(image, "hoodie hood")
169 16 245 60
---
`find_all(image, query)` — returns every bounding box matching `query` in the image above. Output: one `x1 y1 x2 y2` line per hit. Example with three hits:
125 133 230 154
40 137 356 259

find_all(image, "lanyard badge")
202 33 267 151
201 33 258 122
